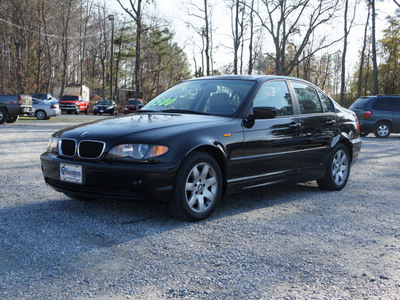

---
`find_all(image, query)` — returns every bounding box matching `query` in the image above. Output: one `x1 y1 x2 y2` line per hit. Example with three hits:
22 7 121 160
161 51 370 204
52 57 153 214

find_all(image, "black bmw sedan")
41 76 362 221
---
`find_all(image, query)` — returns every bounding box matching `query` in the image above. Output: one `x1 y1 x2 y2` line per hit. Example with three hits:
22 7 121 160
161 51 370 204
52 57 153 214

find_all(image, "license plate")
100 110 104 113
60 164 83 184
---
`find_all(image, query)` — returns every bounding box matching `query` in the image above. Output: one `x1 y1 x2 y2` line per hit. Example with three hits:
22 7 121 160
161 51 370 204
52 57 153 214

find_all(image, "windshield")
61 95 79 101
97 100 112 105
142 79 256 116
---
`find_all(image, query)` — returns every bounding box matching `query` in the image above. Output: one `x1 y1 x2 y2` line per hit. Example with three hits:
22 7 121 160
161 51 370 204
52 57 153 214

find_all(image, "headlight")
107 106 113 109
107 144 169 160
47 136 59 153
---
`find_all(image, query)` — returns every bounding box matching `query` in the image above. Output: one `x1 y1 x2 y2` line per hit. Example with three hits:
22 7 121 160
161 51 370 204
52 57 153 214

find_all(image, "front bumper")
40 152 179 202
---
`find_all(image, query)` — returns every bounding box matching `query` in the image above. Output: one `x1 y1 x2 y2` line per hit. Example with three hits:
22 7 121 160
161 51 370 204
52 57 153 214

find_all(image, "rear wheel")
317 143 350 191
0 107 8 124
170 152 222 221
6 115 19 123
35 110 47 120
374 121 390 138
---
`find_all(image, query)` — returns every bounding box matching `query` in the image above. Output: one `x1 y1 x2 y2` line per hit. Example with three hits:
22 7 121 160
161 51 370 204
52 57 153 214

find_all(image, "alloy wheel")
185 162 218 214
331 149 349 186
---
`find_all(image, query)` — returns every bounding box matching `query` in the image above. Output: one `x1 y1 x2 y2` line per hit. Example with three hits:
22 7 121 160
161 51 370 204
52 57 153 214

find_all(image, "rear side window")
393 98 400 112
318 92 334 112
372 98 393 111
291 82 323 114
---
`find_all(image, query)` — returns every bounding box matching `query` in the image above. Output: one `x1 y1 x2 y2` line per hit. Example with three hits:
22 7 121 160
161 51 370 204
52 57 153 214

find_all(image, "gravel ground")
0 115 399 299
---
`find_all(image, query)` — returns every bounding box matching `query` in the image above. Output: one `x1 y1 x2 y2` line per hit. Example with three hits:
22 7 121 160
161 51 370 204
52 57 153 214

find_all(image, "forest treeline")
0 0 399 106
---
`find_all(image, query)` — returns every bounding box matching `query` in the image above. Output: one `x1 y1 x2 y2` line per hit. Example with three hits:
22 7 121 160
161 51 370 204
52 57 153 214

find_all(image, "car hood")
58 112 233 144
94 105 112 109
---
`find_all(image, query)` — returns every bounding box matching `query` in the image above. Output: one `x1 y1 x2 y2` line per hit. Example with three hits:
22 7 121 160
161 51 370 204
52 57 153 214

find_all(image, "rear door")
289 81 336 171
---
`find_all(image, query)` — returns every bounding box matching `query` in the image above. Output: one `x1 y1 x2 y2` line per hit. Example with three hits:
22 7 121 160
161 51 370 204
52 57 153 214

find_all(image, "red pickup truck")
58 95 90 114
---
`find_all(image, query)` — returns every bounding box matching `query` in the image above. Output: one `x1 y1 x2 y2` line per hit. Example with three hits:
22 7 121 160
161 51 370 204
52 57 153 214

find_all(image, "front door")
241 80 302 187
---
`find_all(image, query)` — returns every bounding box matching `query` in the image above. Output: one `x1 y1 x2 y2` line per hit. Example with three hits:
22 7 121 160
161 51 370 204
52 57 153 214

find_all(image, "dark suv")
350 95 400 138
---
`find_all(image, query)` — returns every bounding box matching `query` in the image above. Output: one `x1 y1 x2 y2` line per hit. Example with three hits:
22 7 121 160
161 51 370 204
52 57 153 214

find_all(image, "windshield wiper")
160 109 209 115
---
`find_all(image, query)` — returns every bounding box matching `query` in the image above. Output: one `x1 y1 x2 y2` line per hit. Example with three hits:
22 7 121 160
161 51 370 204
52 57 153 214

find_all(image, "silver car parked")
29 98 61 120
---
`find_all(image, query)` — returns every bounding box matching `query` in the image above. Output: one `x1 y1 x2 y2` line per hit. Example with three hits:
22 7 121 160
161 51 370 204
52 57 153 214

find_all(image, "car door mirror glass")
253 107 277 119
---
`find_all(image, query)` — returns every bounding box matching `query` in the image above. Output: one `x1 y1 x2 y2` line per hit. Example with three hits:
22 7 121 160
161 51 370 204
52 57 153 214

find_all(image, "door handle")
326 120 336 126
289 121 301 129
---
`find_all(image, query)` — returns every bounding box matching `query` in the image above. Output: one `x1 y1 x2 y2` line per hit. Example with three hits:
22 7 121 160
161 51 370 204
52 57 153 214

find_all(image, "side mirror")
253 106 277 119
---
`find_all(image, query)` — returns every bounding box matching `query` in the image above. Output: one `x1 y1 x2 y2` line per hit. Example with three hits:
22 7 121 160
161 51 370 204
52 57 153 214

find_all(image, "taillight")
17 95 22 105
363 110 373 119
50 104 55 109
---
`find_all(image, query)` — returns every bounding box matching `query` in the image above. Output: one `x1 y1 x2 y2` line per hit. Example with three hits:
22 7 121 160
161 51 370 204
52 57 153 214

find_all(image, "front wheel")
317 144 350 191
374 121 390 138
6 115 19 123
170 152 222 221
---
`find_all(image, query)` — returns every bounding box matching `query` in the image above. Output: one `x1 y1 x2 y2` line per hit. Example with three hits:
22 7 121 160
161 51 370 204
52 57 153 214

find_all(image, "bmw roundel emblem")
80 132 89 137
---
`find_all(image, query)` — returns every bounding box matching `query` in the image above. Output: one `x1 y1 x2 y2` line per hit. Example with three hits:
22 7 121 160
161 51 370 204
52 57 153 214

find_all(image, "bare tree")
369 0 379 95
247 0 255 75
358 4 370 98
339 0 357 106
253 0 341 76
116 0 145 98
185 0 213 76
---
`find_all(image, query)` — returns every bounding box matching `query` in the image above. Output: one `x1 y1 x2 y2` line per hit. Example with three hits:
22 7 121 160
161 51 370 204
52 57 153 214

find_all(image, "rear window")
349 97 373 109
61 95 79 101
127 99 142 105
372 97 393 111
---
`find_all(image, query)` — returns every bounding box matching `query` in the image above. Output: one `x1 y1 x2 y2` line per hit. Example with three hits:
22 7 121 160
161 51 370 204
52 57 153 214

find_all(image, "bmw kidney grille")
59 139 105 159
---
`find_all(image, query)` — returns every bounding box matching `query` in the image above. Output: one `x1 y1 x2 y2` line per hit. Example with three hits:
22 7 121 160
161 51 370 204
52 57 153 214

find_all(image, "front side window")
252 81 293 116
292 82 323 114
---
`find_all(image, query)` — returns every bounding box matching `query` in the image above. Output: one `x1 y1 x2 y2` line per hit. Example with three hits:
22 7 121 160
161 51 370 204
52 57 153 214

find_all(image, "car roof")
185 75 313 84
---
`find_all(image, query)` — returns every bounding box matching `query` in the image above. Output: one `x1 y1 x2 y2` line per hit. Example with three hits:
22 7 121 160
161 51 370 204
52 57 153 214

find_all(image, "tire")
317 143 350 191
35 110 47 120
0 107 8 124
64 192 94 201
6 115 19 123
170 152 222 221
374 121 391 138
